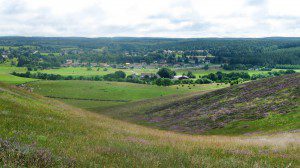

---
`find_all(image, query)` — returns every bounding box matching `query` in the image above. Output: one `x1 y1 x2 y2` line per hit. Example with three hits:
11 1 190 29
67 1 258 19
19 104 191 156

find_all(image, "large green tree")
157 68 176 78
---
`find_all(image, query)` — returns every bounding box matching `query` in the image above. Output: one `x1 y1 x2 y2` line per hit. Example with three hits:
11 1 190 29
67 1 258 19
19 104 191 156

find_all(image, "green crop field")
27 80 228 111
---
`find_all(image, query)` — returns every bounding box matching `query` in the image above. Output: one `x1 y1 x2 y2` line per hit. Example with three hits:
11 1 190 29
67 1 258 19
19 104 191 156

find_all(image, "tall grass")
0 83 299 167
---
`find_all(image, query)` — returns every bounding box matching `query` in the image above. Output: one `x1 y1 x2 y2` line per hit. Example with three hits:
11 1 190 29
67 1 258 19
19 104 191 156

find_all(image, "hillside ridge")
142 74 300 134
97 74 300 134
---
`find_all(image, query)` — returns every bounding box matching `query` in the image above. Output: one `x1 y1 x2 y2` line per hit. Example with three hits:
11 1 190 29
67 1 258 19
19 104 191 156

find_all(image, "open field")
36 67 158 77
27 80 228 111
0 83 299 167
35 66 299 79
0 64 37 84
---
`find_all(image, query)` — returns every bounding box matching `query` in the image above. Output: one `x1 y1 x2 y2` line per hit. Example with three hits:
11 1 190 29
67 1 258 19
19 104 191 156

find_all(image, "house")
61 59 73 67
90 63 98 67
81 62 89 66
99 63 109 67
163 50 173 54
174 75 189 80
141 73 160 79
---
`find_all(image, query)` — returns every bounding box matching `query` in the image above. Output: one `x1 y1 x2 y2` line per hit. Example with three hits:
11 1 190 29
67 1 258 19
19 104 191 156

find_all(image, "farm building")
174 75 189 80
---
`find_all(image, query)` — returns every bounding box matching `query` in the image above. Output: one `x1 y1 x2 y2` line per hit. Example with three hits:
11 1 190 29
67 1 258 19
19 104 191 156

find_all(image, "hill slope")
102 74 300 134
145 74 300 134
0 80 299 167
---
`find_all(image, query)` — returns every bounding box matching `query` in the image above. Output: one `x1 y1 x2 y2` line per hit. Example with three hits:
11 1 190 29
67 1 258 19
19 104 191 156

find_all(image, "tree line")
12 68 295 86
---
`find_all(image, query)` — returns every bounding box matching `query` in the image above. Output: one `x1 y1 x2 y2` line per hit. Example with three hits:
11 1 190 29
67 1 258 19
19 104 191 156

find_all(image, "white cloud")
0 0 299 37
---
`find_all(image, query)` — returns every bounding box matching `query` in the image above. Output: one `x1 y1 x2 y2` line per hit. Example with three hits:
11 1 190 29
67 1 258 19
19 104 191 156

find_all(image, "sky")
0 0 299 38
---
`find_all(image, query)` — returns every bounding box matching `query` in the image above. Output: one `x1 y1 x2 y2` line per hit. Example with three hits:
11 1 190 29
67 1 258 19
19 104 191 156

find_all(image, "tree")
184 57 189 63
207 73 218 81
157 68 176 79
114 71 126 79
187 71 196 78
203 64 209 70
194 58 199 65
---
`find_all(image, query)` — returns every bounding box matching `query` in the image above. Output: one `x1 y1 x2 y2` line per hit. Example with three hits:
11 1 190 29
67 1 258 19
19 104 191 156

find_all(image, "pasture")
0 64 37 84
27 80 228 111
35 66 276 78
36 67 158 77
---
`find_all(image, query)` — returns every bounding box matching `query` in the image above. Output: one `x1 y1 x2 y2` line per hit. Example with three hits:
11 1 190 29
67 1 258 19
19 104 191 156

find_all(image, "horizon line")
0 35 300 39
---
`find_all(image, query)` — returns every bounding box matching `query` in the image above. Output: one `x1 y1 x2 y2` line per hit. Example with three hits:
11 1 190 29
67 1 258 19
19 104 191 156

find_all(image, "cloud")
0 0 299 37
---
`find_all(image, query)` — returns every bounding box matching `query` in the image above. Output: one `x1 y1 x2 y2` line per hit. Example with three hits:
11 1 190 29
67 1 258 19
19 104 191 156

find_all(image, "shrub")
155 78 173 86
187 71 196 78
195 78 212 84
285 69 296 74
0 138 76 167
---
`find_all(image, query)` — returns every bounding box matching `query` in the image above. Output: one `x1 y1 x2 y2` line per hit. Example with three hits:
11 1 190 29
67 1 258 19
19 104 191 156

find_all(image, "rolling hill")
0 74 299 167
99 74 300 135
0 74 300 167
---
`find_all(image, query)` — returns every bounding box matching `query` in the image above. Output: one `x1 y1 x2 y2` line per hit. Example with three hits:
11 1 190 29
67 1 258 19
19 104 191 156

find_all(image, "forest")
1 37 300 69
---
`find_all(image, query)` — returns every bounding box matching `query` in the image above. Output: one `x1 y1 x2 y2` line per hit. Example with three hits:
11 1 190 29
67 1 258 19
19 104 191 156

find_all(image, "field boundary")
45 95 130 102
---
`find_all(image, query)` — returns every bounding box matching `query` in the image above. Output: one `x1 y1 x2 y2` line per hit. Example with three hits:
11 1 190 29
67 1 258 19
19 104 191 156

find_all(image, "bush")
285 69 296 74
230 80 239 85
181 79 194 84
195 78 212 84
155 78 173 86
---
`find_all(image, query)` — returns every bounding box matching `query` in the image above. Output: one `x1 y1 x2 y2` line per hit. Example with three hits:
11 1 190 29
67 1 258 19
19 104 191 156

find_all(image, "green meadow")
36 67 158 77
27 80 227 111
0 64 37 84
35 66 277 79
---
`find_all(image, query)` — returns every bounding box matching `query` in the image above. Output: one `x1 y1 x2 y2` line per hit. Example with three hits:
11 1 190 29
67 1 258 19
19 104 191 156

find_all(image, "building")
141 73 160 79
173 75 189 80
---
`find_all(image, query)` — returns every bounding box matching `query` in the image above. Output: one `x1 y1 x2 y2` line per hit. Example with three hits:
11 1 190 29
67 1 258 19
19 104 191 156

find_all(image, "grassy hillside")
99 74 300 135
0 82 299 167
